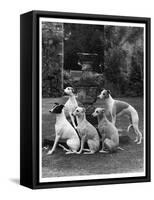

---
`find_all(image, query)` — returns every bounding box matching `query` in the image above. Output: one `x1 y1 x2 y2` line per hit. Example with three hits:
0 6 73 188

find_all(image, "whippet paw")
65 151 74 154
99 150 109 153
47 151 53 155
83 152 95 154
134 139 138 143
117 147 124 151
75 152 82 154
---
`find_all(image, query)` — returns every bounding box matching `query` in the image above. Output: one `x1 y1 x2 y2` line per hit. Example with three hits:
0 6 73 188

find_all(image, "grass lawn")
41 97 144 178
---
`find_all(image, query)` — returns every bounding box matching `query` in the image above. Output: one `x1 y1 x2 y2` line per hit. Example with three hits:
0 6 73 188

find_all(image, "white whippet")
64 87 78 129
72 107 100 154
92 108 123 153
47 103 80 155
98 89 142 144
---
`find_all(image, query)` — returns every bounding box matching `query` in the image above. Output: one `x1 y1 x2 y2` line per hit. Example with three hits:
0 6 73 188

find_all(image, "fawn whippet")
72 106 100 154
92 108 122 153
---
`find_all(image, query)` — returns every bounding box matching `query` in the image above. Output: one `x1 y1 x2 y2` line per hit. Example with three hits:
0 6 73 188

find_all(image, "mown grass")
42 97 144 178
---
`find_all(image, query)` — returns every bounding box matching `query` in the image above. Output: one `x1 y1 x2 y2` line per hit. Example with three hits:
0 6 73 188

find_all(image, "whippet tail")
127 105 142 144
127 124 133 132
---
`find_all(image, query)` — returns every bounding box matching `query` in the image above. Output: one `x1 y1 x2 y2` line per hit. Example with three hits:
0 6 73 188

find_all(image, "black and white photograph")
39 17 146 183
0 0 153 197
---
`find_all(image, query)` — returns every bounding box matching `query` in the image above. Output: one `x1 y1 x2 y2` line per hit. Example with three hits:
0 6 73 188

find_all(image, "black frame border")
20 10 151 189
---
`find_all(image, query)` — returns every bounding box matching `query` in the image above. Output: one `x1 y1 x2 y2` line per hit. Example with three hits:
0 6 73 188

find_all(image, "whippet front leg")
47 135 60 155
99 133 109 153
69 113 77 129
111 114 116 125
111 114 123 133
76 135 86 154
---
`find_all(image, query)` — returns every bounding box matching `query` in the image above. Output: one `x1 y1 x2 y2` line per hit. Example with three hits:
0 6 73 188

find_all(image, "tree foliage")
104 26 143 96
42 22 63 97
128 56 143 96
42 22 144 97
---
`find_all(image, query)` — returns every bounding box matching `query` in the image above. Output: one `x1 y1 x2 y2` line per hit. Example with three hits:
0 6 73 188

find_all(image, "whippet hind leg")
58 144 70 152
129 106 142 144
133 125 142 144
83 139 98 154
103 138 118 153
65 138 80 154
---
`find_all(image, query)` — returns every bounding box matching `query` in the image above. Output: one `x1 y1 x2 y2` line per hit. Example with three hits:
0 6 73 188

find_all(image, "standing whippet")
98 89 142 144
92 108 121 153
64 87 78 129
47 103 80 155
72 106 100 154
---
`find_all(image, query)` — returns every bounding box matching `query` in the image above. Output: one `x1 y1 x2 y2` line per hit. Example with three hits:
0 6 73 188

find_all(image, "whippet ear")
51 102 59 110
107 90 111 94
59 104 65 109
53 104 64 113
101 108 105 113
54 102 59 105
70 87 75 93
100 88 104 92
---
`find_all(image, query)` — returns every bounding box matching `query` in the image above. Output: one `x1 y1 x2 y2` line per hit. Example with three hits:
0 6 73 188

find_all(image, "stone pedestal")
75 53 100 126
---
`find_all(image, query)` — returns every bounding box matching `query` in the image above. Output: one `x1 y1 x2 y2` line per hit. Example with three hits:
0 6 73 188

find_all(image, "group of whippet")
47 87 142 155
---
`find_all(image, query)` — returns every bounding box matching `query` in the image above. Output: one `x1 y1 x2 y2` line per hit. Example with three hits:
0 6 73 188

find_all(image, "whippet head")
98 89 111 100
64 87 75 96
72 106 86 117
92 108 106 118
49 103 64 114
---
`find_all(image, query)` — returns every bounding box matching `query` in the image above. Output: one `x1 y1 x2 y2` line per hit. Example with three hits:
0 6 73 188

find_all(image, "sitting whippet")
72 106 100 154
98 89 142 144
92 108 121 153
64 87 78 129
47 103 80 155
